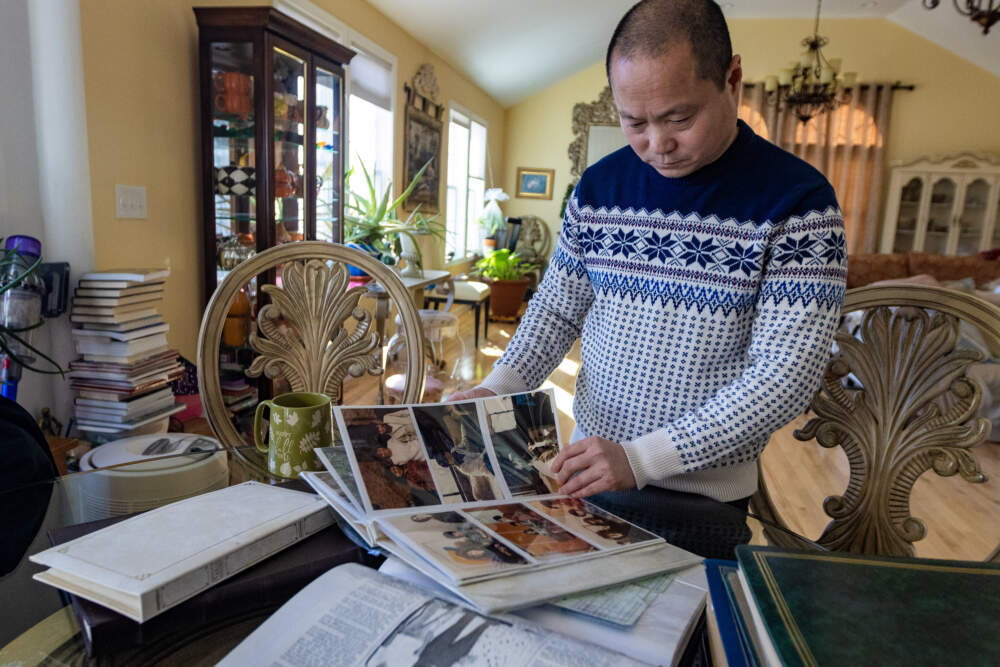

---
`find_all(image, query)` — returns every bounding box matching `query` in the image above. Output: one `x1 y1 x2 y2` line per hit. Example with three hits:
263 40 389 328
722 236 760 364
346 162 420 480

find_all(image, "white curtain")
740 83 895 254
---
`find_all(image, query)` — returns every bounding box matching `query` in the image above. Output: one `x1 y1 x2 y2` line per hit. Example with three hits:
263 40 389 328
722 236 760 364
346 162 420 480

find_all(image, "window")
446 108 487 261
347 49 394 203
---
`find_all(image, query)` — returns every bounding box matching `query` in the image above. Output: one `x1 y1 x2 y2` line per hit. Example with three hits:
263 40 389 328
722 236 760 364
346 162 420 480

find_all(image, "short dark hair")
606 0 733 89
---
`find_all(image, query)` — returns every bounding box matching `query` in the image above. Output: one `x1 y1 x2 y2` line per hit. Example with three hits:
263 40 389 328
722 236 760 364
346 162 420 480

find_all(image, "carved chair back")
514 215 553 268
197 242 425 476
753 285 1000 562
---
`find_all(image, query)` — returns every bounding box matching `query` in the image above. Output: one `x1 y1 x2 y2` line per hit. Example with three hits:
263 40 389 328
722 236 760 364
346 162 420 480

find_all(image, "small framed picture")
515 168 555 200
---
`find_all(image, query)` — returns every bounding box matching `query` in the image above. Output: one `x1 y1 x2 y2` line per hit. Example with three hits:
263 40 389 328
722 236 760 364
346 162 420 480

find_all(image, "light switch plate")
115 184 147 219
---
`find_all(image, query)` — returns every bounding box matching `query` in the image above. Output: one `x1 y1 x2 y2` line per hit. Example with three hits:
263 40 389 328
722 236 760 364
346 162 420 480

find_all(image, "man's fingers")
570 479 609 499
559 468 602 497
555 449 596 485
551 441 587 475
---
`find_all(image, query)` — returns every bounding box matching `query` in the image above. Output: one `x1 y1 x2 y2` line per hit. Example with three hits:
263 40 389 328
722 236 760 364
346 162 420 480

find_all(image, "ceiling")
362 0 998 107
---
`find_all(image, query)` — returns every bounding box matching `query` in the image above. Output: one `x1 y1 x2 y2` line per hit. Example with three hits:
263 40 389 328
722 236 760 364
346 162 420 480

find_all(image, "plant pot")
345 242 382 279
482 237 497 254
485 277 530 320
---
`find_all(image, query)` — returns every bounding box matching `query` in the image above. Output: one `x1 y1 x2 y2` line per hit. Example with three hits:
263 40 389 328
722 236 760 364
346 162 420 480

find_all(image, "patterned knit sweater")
480 120 847 502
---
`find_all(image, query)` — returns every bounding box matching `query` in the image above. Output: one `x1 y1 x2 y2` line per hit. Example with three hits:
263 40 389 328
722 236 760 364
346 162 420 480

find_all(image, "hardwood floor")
345 302 1000 561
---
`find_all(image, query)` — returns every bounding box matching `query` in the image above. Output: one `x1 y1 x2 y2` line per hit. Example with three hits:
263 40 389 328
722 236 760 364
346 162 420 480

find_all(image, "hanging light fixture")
763 0 857 123
923 1 999 34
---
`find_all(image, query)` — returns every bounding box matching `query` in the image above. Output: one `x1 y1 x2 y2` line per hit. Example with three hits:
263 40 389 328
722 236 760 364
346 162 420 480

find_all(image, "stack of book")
69 269 185 438
704 546 1000 666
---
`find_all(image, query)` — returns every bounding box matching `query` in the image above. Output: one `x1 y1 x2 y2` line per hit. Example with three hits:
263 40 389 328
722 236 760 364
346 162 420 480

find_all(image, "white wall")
0 0 95 428
0 0 94 641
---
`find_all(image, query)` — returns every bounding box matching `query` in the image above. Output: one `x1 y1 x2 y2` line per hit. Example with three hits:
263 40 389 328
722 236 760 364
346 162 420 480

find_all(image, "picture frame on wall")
515 168 555 200
404 105 442 213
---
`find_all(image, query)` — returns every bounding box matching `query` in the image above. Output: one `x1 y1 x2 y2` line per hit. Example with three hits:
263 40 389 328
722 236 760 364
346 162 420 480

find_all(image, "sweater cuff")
620 427 686 490
478 364 531 397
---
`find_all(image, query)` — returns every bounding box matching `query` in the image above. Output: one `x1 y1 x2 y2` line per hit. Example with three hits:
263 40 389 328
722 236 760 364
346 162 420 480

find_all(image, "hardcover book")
30 482 335 622
79 268 170 283
75 283 165 297
46 510 373 657
302 390 703 615
734 545 1000 667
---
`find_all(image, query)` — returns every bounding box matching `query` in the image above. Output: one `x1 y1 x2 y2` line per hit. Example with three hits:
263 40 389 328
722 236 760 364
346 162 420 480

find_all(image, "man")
451 0 845 554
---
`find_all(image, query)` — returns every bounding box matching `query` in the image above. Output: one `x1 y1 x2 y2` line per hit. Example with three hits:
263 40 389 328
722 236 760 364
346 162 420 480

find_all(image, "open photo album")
302 390 704 613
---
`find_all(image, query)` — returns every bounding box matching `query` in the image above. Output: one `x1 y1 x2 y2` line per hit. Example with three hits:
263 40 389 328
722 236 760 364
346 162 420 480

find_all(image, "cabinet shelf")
199 5 351 312
881 155 1000 256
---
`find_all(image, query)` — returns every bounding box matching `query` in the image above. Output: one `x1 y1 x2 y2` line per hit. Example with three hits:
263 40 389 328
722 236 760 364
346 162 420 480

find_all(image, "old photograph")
365 599 542 666
381 511 530 580
482 391 561 496
412 402 504 503
340 407 440 510
528 497 660 549
464 504 597 562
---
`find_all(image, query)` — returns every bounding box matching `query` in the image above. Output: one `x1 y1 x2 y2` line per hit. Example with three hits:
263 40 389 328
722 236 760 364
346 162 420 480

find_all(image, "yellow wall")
78 0 505 361
502 18 1000 235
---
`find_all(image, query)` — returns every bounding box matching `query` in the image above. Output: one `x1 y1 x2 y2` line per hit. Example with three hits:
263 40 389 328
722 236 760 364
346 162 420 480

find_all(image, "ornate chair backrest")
515 215 553 267
197 242 425 475
753 285 1000 562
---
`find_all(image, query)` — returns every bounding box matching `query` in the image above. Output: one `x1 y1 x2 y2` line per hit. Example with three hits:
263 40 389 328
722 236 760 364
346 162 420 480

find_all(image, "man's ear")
727 54 743 96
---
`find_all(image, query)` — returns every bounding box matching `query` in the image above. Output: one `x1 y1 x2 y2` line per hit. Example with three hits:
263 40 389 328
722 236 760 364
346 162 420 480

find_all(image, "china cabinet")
880 153 1000 256
196 6 354 301
195 7 354 436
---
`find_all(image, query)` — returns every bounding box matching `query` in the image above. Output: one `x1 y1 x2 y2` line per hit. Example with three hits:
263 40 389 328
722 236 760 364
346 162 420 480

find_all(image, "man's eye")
629 122 646 129
670 117 692 124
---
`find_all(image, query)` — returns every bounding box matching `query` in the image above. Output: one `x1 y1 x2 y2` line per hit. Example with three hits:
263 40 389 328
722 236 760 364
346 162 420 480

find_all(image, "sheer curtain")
739 83 894 254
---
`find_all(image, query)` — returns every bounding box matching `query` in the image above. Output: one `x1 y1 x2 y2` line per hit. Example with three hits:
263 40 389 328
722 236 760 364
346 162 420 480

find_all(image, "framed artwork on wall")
515 168 555 199
403 103 442 213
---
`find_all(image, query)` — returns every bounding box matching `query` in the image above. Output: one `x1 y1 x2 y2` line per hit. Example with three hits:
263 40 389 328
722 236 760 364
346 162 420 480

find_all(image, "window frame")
446 101 488 264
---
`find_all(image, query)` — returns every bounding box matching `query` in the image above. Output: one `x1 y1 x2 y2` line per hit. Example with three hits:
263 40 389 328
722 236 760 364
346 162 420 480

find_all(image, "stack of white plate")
75 433 230 521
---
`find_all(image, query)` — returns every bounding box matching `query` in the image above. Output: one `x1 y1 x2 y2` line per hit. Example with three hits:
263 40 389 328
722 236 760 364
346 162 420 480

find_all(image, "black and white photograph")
366 599 540 666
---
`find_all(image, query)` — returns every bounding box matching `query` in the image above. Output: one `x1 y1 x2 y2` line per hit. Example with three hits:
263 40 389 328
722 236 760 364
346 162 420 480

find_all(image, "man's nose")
649 126 677 154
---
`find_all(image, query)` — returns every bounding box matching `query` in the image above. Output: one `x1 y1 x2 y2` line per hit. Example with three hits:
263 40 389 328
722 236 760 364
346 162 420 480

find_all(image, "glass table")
0 441 820 665
0 444 326 665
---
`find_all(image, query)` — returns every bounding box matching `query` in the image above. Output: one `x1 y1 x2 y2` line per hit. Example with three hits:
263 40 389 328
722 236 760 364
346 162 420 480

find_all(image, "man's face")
610 42 741 179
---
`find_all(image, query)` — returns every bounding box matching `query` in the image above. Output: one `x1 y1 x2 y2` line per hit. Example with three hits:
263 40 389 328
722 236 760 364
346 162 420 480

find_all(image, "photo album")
302 389 703 614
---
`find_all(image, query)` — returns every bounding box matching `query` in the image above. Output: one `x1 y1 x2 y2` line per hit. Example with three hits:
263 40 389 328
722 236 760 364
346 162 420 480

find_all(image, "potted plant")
344 157 444 278
474 248 530 320
476 188 509 253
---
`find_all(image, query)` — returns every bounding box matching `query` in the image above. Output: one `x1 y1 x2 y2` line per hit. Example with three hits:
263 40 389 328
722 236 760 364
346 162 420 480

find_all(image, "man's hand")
550 436 636 498
446 386 496 402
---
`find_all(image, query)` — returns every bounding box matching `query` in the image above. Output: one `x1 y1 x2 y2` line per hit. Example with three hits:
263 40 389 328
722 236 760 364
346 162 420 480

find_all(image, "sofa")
847 251 1000 292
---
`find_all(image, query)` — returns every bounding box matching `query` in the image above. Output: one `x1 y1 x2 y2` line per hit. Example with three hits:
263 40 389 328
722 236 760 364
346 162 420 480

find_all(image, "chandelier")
923 0 999 34
763 0 857 123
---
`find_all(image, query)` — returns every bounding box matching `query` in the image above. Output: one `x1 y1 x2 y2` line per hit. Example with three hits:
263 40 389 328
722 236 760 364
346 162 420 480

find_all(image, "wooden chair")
197 242 426 477
752 285 1000 562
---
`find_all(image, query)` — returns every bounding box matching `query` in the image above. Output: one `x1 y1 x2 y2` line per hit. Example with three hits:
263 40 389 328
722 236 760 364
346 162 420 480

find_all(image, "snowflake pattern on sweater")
480 121 847 499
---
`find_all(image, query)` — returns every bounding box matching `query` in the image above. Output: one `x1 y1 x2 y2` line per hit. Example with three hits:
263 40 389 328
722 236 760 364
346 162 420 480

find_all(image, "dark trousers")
588 486 751 560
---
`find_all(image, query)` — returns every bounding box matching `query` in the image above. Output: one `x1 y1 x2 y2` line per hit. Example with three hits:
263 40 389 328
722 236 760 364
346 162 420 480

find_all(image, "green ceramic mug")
253 392 332 478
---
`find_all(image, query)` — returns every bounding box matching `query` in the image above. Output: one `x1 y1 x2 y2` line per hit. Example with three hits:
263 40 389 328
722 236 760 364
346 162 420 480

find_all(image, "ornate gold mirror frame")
568 86 621 185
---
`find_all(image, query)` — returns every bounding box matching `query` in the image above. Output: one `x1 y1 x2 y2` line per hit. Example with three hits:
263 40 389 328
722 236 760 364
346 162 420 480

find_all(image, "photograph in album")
413 402 504 503
338 407 440 510
380 511 531 580
482 391 561 497
314 447 361 509
464 504 597 562
527 498 661 549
